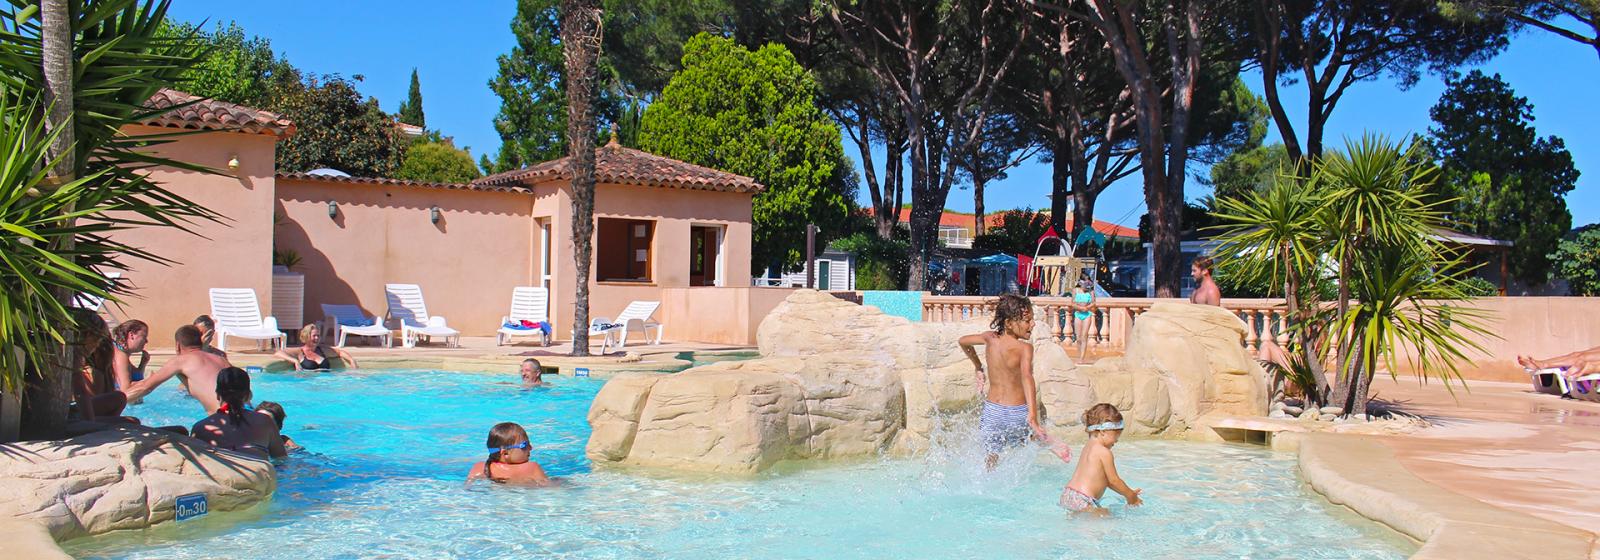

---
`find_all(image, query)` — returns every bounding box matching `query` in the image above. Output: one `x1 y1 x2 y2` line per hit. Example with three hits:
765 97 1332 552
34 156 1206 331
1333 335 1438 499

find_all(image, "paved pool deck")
1364 376 1600 555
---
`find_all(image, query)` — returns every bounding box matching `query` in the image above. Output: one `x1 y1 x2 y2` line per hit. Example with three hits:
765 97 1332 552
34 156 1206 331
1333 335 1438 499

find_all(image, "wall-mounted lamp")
326 201 338 219
226 155 240 170
429 206 442 224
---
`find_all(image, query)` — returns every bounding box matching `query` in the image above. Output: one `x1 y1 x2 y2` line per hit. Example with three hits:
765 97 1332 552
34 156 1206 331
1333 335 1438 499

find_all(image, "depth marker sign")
175 493 208 521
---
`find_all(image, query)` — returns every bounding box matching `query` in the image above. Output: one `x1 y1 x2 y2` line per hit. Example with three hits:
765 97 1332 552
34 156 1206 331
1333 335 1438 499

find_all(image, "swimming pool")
66 369 1415 559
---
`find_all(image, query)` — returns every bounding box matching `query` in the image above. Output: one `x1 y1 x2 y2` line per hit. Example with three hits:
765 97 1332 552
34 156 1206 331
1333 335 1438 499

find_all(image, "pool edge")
1294 432 1598 560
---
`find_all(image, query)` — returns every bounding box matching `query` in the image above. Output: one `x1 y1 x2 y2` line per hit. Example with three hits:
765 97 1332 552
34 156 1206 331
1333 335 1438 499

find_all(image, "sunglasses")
492 441 531 451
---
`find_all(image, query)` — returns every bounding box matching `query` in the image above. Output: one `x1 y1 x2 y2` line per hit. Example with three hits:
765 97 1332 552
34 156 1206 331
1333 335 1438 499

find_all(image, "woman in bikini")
71 312 131 422
274 324 359 371
110 320 151 391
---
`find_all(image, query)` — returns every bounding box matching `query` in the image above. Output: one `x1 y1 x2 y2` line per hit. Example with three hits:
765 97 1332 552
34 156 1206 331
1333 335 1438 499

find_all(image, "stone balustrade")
922 295 1292 353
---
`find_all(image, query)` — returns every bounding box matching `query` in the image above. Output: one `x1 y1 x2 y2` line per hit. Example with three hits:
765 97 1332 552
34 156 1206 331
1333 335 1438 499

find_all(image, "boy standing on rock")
959 293 1047 470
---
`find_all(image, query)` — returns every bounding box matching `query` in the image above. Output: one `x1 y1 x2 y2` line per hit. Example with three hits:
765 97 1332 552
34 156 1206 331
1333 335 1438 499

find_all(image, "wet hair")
299 323 319 344
193 315 215 330
74 310 113 378
1192 256 1214 273
1083 403 1124 432
215 367 252 425
112 319 148 344
990 293 1032 333
256 401 286 429
521 358 542 378
174 324 203 349
483 422 530 482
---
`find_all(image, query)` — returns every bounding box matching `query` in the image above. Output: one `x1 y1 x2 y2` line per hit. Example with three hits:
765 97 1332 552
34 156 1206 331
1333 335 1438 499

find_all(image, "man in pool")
124 325 234 414
958 293 1045 470
520 358 547 387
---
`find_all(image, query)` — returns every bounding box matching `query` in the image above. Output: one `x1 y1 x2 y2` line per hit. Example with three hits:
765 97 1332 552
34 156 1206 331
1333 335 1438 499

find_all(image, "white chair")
497 287 553 346
587 317 620 354
384 284 460 348
209 288 286 352
613 301 663 347
321 303 392 348
71 271 123 328
1528 367 1572 397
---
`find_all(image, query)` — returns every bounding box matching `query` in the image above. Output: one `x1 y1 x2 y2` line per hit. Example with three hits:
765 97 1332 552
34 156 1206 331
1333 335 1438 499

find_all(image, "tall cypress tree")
398 68 425 127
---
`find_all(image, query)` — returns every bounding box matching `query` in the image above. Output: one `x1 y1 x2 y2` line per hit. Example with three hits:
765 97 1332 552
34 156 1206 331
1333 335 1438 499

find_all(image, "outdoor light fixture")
326 201 338 219
227 155 240 170
430 206 441 224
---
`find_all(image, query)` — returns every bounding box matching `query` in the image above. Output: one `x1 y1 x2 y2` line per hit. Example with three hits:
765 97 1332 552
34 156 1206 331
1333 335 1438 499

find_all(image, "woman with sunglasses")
468 422 550 485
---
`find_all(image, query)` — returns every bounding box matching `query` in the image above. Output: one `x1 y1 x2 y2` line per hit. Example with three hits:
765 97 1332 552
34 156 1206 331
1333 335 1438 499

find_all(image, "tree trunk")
973 174 987 237
562 0 603 356
1050 146 1071 236
23 0 77 440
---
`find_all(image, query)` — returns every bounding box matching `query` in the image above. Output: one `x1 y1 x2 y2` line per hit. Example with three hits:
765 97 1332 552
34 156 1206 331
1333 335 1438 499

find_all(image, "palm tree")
1212 135 1492 416
1 0 213 438
561 0 603 356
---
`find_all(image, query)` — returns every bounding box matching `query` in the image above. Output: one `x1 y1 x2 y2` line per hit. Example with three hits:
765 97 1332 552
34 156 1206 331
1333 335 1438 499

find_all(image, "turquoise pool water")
66 369 1415 559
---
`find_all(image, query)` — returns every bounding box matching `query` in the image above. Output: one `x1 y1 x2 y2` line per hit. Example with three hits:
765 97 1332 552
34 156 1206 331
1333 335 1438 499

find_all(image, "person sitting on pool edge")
468 422 551 485
1060 403 1142 515
273 324 359 371
254 401 302 452
520 358 546 387
191 367 287 459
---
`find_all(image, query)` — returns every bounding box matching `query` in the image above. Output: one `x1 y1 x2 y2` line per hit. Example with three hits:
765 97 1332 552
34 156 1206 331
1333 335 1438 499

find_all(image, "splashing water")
63 369 1414 560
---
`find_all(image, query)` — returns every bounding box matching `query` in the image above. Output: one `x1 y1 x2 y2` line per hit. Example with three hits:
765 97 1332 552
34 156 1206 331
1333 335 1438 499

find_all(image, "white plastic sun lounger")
1570 374 1600 404
613 301 664 347
209 288 286 352
322 303 392 348
71 271 123 328
497 286 553 346
1528 367 1573 397
384 284 460 348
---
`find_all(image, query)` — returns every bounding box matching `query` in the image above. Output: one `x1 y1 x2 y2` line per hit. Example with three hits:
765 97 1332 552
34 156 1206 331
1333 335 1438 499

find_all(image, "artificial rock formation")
586 291 1268 473
0 424 276 541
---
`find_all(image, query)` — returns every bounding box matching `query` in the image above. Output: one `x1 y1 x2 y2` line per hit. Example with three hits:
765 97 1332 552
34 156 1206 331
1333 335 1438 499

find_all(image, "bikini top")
299 346 330 370
1074 291 1093 304
112 340 145 383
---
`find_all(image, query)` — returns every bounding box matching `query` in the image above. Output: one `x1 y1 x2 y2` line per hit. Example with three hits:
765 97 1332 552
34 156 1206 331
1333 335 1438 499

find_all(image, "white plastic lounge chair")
613 301 663 347
209 288 286 352
321 304 392 348
587 317 621 354
384 284 460 348
1570 374 1600 404
1528 367 1572 397
497 287 553 346
71 271 122 327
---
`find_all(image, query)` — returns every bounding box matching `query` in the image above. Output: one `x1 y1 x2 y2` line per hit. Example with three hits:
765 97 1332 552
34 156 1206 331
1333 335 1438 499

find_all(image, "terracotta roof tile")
474 143 764 194
277 172 525 193
141 89 294 136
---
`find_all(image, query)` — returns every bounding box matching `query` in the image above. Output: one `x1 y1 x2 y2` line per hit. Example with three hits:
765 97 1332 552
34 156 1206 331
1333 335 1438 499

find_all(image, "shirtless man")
1189 256 1221 307
959 293 1044 470
124 325 233 414
520 358 547 387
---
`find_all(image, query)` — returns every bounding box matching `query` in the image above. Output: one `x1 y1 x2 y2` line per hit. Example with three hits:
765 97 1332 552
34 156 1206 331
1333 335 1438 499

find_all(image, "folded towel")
338 317 375 327
593 322 624 331
503 321 535 331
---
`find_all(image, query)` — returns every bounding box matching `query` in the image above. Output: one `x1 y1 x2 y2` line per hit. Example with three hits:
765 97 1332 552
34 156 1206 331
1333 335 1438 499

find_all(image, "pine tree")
398 68 425 127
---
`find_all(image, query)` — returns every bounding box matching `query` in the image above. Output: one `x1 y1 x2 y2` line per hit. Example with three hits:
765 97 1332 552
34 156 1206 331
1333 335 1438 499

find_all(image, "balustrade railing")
920 295 1291 353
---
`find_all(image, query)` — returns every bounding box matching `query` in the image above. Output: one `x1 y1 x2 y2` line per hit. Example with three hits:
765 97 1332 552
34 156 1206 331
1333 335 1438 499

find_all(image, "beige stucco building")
111 90 786 347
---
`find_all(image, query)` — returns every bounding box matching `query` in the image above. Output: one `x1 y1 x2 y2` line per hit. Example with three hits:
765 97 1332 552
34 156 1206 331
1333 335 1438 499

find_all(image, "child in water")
254 401 301 451
467 422 551 485
958 293 1044 470
1061 403 1142 514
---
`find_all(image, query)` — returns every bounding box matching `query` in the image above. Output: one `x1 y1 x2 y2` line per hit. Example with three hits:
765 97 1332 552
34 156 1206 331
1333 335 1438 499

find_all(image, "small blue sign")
574 367 590 378
175 493 208 521
245 366 263 375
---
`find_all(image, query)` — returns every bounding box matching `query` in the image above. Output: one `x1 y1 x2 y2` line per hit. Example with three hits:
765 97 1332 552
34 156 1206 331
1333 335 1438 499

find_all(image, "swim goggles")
1086 421 1125 432
491 441 531 451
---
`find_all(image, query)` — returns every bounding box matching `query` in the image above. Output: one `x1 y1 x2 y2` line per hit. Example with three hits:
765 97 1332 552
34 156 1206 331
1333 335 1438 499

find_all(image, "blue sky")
168 2 1598 229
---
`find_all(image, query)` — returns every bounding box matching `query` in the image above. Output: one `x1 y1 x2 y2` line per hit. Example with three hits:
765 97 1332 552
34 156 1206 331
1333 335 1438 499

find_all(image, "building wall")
275 178 536 336
545 180 756 340
1388 296 1600 382
659 286 794 345
110 125 278 344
